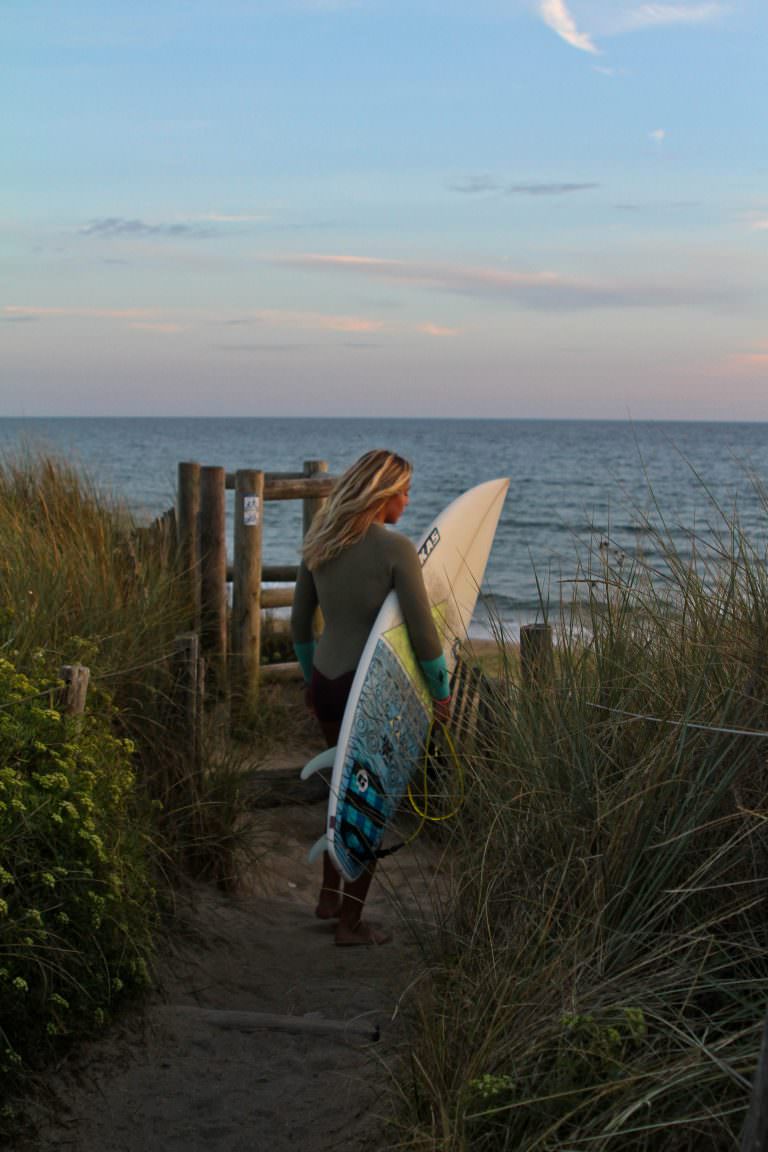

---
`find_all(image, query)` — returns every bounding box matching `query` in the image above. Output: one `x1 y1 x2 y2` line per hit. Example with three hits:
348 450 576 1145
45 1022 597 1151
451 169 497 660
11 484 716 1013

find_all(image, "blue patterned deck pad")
332 638 431 880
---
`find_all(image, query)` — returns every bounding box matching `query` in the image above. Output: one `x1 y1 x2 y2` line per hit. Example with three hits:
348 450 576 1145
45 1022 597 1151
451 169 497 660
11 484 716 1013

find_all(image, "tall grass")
0 449 253 876
0 450 261 1135
398 494 768 1149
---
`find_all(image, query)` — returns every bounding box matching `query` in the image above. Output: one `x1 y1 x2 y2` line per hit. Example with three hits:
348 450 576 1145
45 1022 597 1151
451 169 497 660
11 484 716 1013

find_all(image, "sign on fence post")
232 469 264 720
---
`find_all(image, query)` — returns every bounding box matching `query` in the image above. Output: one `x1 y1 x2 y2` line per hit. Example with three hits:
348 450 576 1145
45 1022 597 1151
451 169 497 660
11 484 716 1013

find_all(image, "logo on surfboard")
418 528 441 567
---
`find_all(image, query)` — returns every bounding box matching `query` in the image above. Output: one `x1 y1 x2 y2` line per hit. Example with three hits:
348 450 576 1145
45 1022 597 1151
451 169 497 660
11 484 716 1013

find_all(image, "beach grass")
396 497 768 1149
0 450 260 1133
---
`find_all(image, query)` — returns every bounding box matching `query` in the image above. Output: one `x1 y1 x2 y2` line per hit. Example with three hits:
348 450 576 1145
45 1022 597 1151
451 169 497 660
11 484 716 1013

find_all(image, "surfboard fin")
300 747 337 780
307 834 329 865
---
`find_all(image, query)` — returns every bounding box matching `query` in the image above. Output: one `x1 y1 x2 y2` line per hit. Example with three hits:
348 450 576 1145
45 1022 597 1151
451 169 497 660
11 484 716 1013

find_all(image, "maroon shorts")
310 667 355 725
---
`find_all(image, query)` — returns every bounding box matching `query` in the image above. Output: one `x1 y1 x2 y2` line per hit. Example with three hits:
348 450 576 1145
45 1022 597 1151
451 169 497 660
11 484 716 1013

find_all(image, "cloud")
274 252 745 312
538 0 599 53
451 176 599 197
3 305 153 320
2 305 185 333
193 212 271 224
81 217 214 240
724 346 768 374
450 175 500 196
508 181 599 196
614 199 700 211
649 128 667 141
128 322 184 335
624 3 724 30
251 309 384 334
416 324 460 337
748 217 768 232
79 214 272 241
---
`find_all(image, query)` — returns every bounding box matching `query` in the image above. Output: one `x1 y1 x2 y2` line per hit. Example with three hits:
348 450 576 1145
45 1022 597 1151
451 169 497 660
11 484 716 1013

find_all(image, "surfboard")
304 477 509 882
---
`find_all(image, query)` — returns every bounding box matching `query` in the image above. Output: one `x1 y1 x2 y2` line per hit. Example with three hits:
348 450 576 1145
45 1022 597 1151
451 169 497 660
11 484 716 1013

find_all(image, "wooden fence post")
58 665 90 715
172 633 201 768
520 623 553 690
232 469 264 719
177 461 201 631
199 465 227 689
302 459 329 536
303 459 328 639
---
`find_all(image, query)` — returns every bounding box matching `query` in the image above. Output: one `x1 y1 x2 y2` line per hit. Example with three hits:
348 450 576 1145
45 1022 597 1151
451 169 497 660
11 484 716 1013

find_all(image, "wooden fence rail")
176 458 334 720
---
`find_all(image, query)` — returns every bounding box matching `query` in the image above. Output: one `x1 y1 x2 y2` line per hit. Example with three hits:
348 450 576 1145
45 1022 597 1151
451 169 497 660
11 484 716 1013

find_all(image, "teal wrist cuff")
294 641 315 683
419 653 450 700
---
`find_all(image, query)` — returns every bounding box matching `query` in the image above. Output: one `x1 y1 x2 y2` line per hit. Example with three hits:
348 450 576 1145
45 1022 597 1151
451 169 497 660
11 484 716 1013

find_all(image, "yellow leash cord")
406 717 464 829
374 720 465 860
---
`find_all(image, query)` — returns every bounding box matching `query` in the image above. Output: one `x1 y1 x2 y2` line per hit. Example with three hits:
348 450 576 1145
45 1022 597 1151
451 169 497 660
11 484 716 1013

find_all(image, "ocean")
1 417 767 636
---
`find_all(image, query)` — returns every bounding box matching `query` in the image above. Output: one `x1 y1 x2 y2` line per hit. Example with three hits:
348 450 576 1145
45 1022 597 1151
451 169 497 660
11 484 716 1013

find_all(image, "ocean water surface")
1 418 767 636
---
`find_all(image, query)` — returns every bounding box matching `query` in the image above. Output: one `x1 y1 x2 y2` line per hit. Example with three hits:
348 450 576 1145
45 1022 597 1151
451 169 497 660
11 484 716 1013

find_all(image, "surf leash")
376 718 464 860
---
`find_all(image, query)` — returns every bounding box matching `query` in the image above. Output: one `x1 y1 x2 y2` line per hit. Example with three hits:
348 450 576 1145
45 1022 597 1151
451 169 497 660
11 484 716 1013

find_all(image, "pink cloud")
252 309 384 333
128 322 185 334
274 252 729 311
416 323 460 337
723 346 768 374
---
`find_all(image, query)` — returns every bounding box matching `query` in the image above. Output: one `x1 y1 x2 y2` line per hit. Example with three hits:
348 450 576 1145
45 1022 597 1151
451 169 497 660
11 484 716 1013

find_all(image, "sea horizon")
1 415 766 636
2 414 767 425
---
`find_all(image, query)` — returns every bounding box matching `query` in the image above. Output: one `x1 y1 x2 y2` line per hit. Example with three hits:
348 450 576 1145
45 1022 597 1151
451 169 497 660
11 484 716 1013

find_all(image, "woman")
291 449 451 946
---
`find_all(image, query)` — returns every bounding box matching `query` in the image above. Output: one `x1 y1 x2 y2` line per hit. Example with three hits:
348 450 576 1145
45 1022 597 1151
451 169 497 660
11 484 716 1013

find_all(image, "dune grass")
0 450 259 1134
0 450 255 872
397 496 768 1150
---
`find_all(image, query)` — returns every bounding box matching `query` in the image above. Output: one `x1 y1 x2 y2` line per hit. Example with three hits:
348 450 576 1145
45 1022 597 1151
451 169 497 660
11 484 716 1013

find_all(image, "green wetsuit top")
291 522 450 700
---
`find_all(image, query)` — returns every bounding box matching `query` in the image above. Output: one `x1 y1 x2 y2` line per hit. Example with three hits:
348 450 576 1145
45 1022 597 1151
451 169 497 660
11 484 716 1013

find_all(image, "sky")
2 0 766 419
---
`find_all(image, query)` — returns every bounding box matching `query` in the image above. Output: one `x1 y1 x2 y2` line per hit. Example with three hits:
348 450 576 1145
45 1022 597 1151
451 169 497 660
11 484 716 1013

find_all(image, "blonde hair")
302 449 412 570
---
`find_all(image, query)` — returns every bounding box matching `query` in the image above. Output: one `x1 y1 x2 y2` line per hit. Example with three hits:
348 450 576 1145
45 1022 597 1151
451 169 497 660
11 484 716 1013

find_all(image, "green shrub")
0 656 155 1121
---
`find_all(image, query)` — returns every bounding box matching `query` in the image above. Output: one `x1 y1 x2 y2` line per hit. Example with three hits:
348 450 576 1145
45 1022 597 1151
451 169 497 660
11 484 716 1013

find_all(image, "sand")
18 792 444 1152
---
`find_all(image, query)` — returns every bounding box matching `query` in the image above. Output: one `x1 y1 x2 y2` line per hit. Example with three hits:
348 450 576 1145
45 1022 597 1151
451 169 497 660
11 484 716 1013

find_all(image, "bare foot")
335 920 391 946
315 890 343 920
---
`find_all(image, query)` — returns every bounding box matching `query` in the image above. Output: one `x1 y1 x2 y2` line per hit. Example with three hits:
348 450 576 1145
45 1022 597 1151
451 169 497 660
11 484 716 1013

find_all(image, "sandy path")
20 799 443 1152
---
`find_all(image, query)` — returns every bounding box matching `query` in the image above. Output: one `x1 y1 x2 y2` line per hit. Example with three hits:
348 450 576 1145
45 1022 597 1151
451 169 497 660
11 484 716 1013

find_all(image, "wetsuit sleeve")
419 653 450 700
291 561 318 682
390 534 450 699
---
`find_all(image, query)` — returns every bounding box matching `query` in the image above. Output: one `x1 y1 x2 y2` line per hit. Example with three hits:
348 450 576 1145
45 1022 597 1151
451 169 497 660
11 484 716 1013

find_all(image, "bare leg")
315 851 343 920
315 717 344 919
335 864 391 946
314 705 389 943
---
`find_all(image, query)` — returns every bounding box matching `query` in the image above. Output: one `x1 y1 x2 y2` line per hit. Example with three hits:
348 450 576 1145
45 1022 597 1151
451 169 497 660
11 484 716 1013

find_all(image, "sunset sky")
2 0 766 419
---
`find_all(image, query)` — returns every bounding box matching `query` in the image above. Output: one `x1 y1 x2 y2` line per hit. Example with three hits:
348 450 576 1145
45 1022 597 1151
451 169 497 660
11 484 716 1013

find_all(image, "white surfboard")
304 477 509 882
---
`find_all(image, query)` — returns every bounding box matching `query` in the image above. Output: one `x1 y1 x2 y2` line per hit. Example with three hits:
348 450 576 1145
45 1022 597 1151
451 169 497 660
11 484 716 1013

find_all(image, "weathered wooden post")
303 459 328 639
302 459 329 536
177 461 201 631
520 622 553 690
232 469 264 719
199 465 227 689
58 665 90 715
172 632 201 768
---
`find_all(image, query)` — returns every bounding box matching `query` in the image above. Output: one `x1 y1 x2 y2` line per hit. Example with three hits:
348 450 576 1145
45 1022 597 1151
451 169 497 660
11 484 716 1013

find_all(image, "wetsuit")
291 523 449 722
